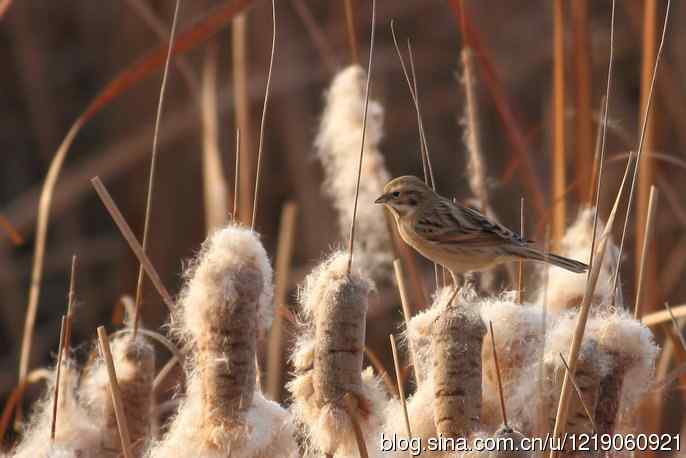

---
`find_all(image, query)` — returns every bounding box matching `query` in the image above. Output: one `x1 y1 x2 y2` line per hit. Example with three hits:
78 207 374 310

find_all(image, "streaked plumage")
375 176 588 279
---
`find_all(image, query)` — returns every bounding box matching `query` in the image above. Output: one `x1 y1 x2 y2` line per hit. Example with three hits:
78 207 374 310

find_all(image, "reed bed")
1 1 681 458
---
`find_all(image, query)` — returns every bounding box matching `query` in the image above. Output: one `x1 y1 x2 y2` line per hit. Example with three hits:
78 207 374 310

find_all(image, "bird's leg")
463 272 476 290
447 271 461 306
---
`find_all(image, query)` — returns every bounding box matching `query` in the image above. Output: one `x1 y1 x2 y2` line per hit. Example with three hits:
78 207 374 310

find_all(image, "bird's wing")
414 199 528 248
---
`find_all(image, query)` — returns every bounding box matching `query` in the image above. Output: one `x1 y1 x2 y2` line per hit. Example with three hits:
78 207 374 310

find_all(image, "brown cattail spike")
431 293 485 438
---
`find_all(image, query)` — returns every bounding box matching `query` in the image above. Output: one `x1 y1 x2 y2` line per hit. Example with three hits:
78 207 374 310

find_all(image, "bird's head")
374 175 432 218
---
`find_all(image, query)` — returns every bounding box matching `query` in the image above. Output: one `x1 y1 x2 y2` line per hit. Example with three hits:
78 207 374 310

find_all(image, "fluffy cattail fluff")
150 224 296 457
13 361 109 458
432 287 486 438
403 287 454 386
288 251 388 456
541 313 611 438
539 209 620 314
589 309 658 435
81 334 155 455
315 65 393 283
480 297 544 431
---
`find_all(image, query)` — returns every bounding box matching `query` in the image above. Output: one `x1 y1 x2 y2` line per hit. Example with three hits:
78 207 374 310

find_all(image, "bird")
374 176 588 287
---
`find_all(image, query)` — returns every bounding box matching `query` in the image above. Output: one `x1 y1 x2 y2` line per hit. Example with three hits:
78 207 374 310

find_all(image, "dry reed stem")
97 327 133 458
431 295 485 438
91 177 174 309
0 214 22 245
342 393 368 458
551 0 566 249
232 12 254 225
201 40 229 233
516 198 524 304
133 0 182 336
665 303 686 353
558 353 597 434
49 315 67 441
364 346 397 398
16 0 254 420
488 321 508 429
233 128 240 218
634 186 659 319
390 334 412 437
123 0 199 96
461 47 489 213
17 118 83 427
389 22 431 190
343 0 359 64
291 0 338 74
250 0 276 231
587 97 607 205
152 356 177 394
612 0 671 305
549 153 635 458
407 42 436 193
571 0 593 202
389 24 441 287
393 259 419 385
587 1 616 300
643 305 686 327
266 202 298 401
635 0 658 315
347 0 376 275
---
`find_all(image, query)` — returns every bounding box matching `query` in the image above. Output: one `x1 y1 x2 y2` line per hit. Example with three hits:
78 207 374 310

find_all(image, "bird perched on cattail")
375 176 587 286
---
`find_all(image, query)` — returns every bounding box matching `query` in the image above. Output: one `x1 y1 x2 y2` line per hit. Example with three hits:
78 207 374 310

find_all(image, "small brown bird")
375 176 588 284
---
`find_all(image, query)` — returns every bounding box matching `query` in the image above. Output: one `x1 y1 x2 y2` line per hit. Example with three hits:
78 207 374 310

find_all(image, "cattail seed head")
81 334 155 454
13 361 107 458
431 288 486 438
541 209 620 314
288 251 387 456
150 224 296 457
315 65 393 283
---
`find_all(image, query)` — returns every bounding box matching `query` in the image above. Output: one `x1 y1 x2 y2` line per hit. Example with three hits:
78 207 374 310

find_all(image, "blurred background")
0 0 684 448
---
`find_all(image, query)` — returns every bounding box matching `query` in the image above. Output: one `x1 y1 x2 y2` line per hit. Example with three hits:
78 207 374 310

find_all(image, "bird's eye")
392 191 400 198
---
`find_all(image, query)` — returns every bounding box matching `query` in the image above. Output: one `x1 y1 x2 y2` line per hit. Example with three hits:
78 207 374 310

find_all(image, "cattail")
460 47 489 215
591 310 658 435
288 251 387 456
80 334 155 455
480 297 545 431
12 361 108 458
431 287 486 438
383 288 455 446
542 313 610 437
149 224 296 457
315 65 393 283
404 287 454 386
541 209 620 314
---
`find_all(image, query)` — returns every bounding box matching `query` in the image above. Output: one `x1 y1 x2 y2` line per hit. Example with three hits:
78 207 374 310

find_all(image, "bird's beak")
374 193 391 204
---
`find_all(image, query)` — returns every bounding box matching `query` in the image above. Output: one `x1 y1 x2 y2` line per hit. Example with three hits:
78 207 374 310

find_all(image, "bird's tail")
519 248 589 273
